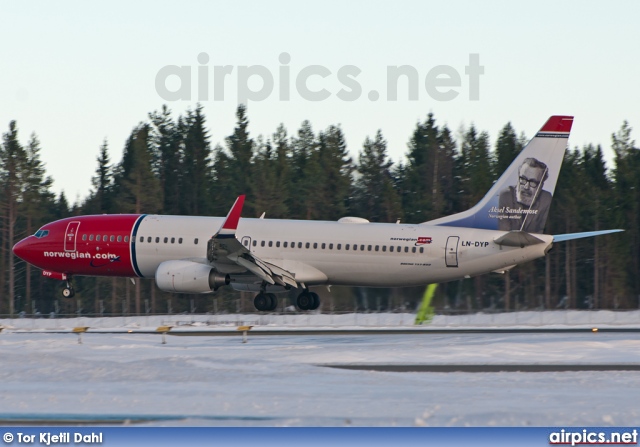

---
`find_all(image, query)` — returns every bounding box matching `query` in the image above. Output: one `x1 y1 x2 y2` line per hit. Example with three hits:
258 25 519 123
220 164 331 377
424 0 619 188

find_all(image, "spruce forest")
1 104 639 316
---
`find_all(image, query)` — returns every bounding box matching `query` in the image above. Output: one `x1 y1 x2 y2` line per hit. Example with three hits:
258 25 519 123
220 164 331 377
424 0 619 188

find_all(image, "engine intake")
155 260 230 294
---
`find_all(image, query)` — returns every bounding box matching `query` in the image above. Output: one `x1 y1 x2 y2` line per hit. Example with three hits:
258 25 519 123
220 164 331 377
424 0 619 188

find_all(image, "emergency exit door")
445 236 460 268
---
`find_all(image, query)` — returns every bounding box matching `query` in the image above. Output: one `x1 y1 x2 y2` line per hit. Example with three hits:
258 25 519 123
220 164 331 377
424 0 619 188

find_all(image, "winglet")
217 195 245 238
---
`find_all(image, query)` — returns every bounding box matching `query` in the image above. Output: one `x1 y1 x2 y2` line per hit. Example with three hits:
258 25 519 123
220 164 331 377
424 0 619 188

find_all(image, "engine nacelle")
155 260 230 294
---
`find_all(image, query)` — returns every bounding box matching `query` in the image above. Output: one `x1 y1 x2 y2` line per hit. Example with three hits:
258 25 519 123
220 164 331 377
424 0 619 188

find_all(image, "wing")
206 196 299 288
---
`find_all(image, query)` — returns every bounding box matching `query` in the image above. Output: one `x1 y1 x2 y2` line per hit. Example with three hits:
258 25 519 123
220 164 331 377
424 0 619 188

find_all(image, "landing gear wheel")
254 293 269 311
296 292 313 311
266 293 278 311
61 287 75 298
309 292 320 310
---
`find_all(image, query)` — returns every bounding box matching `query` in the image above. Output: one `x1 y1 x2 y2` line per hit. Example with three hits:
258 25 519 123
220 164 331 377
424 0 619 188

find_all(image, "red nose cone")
12 237 32 261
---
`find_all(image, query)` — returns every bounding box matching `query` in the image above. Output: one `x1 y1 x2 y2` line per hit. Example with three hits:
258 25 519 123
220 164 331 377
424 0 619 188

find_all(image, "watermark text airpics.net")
155 52 483 103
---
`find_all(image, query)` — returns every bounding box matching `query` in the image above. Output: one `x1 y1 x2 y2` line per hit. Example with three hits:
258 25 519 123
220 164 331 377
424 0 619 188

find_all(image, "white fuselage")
134 215 553 288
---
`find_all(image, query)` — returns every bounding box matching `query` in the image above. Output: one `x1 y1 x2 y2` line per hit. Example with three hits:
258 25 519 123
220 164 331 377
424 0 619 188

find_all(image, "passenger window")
268 241 273 247
194 238 199 244
139 236 143 243
404 247 409 253
367 245 372 251
361 245 365 251
171 237 175 243
329 243 333 249
102 235 107 241
110 235 115 242
353 244 357 251
252 240 256 247
313 243 318 249
283 242 288 248
82 234 87 241
147 237 151 243
89 235 94 241
345 244 350 250
419 247 424 253
117 235 121 242
397 246 401 252
276 241 280 248
298 242 302 248
96 235 101 242
178 238 182 244
382 246 386 252
390 246 394 252
156 237 160 243
261 241 265 247
375 245 379 251
125 236 129 242
412 247 416 253
306 242 310 249
321 243 326 249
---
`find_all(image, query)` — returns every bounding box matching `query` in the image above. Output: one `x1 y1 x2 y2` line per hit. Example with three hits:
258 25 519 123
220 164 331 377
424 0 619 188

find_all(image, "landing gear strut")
296 290 320 311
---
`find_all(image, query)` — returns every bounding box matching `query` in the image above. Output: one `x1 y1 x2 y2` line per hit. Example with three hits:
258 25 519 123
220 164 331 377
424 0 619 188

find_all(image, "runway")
322 363 640 372
2 326 640 426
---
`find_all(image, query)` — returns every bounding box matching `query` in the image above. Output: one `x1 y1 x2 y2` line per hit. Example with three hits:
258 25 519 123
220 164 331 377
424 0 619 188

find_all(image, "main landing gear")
296 290 320 311
252 287 321 312
254 292 278 312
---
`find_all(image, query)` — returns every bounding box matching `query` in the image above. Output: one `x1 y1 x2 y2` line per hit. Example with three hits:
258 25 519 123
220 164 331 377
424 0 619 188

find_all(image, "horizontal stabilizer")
553 229 624 243
494 231 545 247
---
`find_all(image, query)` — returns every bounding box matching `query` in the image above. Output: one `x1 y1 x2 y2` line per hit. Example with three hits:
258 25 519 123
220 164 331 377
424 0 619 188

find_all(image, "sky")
1 0 639 203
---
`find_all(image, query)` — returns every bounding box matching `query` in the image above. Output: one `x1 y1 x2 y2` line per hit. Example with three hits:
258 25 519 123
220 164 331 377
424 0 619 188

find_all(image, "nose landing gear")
61 279 75 298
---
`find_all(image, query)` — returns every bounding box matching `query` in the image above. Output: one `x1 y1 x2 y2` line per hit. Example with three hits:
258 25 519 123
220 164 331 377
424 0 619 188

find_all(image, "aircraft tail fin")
425 115 574 234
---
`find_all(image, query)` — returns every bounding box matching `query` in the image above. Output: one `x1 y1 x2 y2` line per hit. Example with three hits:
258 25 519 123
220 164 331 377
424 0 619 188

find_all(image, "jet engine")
155 260 230 294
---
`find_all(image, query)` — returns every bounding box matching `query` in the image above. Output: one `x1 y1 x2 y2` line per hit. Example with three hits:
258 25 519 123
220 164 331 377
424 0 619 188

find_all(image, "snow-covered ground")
2 309 640 331
1 311 639 426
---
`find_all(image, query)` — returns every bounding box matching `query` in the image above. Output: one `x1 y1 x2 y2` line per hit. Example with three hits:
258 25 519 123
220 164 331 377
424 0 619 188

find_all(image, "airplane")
12 115 622 311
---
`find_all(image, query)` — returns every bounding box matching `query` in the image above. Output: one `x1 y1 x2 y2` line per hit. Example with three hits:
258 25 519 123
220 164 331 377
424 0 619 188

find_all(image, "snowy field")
1 311 640 426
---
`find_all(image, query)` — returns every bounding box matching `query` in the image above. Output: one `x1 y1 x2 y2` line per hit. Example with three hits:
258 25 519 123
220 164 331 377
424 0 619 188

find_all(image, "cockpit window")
34 229 49 238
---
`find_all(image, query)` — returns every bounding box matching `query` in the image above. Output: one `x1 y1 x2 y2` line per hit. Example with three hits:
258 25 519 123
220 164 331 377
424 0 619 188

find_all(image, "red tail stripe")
539 115 574 133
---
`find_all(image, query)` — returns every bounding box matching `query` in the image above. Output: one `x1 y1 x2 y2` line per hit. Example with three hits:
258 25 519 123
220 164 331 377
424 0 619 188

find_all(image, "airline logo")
416 237 433 246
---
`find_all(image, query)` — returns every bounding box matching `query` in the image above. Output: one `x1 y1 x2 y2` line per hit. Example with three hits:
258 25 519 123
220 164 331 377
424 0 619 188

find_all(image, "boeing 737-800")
12 116 622 311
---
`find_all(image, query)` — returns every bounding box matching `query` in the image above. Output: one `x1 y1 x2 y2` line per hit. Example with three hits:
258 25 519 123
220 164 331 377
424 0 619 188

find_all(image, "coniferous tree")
611 122 640 303
251 127 291 219
289 120 320 219
315 125 353 220
401 114 440 223
149 105 182 215
20 133 55 308
353 130 402 222
180 105 213 216
84 140 113 214
114 125 162 215
0 121 28 315
112 125 162 315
